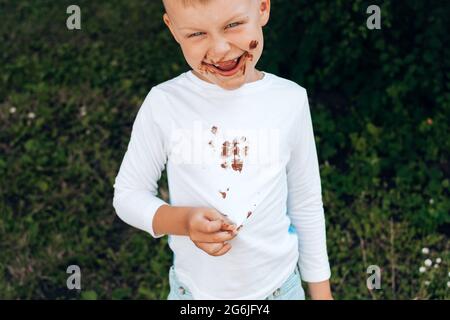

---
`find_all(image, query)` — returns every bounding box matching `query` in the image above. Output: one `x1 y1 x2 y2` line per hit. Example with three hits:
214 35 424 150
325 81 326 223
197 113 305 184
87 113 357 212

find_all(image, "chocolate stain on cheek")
249 40 258 50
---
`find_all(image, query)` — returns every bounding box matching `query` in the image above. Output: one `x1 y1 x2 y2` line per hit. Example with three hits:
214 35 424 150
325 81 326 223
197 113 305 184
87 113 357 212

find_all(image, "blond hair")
162 0 211 11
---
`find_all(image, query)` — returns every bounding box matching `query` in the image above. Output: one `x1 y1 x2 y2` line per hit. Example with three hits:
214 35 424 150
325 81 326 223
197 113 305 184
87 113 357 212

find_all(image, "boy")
113 0 333 300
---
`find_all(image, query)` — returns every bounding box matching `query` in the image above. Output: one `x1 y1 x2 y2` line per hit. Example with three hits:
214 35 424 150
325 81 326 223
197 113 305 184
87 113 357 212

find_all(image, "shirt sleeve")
286 89 331 282
112 88 169 238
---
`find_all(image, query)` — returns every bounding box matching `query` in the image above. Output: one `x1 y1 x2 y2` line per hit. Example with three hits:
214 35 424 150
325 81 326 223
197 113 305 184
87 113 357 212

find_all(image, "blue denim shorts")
167 264 305 300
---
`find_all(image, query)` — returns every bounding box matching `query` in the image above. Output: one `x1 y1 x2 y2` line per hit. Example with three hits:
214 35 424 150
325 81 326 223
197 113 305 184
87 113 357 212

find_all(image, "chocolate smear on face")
199 61 216 75
249 40 259 50
199 62 208 75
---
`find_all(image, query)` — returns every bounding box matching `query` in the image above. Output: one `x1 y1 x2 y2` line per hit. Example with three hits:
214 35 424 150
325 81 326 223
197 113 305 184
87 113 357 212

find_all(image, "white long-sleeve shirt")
113 70 331 299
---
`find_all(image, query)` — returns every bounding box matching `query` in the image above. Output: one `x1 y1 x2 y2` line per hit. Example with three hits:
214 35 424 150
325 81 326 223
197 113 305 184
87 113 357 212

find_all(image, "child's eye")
188 32 204 38
226 22 242 29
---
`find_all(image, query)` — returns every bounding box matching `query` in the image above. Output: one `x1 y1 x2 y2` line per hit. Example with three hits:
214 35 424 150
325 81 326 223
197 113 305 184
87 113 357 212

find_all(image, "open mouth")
202 52 247 76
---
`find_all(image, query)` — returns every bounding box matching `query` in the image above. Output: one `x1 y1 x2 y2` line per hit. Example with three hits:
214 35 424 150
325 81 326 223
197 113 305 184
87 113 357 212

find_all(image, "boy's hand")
186 207 238 257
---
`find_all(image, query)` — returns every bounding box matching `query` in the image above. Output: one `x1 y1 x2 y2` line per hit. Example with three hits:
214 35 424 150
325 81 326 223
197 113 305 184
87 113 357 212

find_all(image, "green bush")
0 0 448 299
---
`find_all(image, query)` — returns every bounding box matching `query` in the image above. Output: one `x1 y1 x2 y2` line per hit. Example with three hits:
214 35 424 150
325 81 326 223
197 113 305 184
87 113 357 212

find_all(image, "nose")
207 35 232 63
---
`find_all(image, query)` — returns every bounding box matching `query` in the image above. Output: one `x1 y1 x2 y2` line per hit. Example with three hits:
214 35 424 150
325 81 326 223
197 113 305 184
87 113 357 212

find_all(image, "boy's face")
163 0 270 91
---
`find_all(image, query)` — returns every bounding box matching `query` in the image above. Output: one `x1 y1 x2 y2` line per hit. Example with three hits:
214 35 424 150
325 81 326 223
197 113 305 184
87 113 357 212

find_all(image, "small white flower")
447 281 450 288
436 258 441 264
424 259 432 267
448 271 450 277
27 112 36 119
421 247 429 254
419 266 426 273
424 280 430 286
80 106 87 117
429 198 434 205
433 264 439 269
9 107 16 114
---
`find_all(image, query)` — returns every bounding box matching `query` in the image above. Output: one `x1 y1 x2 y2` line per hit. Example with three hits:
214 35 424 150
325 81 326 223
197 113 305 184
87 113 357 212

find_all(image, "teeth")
213 57 239 68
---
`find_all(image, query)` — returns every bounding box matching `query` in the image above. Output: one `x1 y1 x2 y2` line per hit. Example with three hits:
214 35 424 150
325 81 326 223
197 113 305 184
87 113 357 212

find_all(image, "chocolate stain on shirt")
219 191 227 199
249 40 259 50
222 141 231 158
231 139 243 172
231 159 243 172
211 126 218 134
247 211 252 218
218 137 249 172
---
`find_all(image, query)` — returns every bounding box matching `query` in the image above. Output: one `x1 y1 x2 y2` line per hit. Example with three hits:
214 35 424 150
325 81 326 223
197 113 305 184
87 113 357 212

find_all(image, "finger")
204 209 236 225
221 221 238 232
211 242 232 256
200 218 223 233
194 230 237 243
203 208 225 221
219 213 236 226
195 241 224 254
